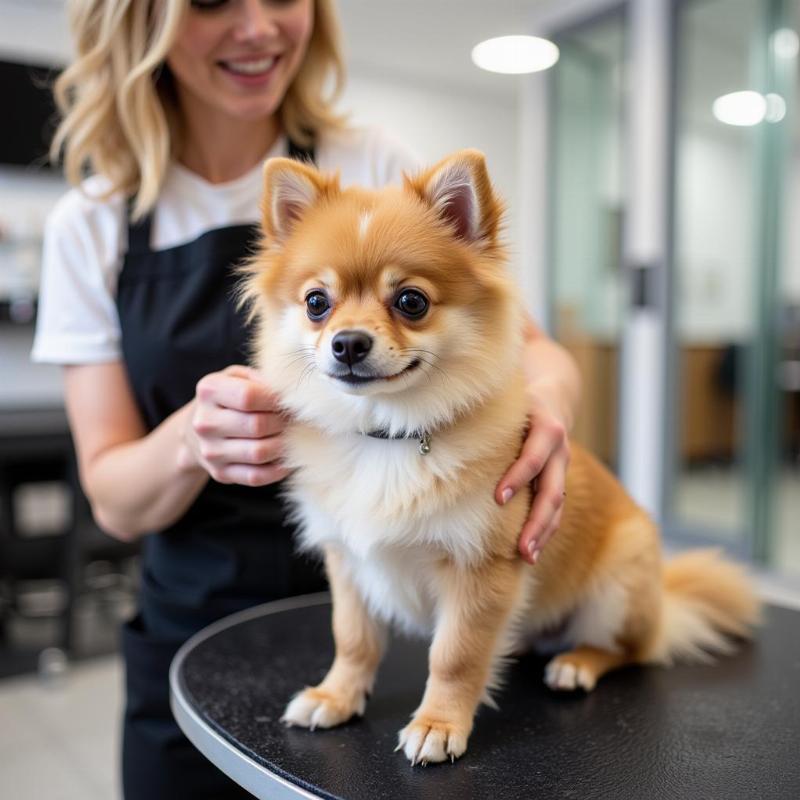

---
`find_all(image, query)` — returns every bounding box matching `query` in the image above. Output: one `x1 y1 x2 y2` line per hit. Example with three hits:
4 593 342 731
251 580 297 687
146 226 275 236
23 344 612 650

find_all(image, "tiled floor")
0 654 123 800
0 573 135 799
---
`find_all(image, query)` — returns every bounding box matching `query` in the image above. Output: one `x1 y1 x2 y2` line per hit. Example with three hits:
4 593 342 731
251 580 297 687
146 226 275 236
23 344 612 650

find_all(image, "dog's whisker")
295 363 317 390
284 353 316 369
401 347 441 363
412 355 450 387
412 357 436 388
282 347 317 369
401 349 450 384
284 347 316 358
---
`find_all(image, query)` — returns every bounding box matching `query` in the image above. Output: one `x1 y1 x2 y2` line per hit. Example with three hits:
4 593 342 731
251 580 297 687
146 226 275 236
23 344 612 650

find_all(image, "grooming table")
170 594 800 799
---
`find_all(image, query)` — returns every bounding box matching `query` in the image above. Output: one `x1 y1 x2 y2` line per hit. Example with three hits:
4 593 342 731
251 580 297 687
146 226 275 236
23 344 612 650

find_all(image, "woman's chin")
219 96 283 124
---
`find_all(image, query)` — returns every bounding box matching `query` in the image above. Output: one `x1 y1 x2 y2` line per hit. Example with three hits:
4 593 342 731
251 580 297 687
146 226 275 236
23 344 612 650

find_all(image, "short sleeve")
317 126 422 190
364 127 422 187
31 185 125 365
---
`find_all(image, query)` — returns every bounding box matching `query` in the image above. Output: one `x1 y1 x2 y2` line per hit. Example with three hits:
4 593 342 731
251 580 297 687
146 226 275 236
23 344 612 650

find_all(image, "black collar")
361 429 432 455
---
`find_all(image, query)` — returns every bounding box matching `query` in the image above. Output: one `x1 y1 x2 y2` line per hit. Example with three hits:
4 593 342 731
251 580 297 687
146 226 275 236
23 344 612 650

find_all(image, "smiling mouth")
219 55 279 77
329 359 422 385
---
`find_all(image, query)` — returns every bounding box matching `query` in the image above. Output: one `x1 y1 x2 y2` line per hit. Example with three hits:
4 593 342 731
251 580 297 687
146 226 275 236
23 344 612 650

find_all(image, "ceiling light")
765 93 787 123
471 35 559 75
712 91 766 126
771 28 799 59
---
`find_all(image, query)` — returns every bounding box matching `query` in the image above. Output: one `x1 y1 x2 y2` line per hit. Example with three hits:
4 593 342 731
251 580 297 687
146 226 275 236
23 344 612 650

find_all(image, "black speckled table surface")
170 595 800 800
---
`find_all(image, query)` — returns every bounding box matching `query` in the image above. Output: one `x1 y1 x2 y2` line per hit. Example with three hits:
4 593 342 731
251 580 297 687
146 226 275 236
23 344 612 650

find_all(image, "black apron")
117 141 325 800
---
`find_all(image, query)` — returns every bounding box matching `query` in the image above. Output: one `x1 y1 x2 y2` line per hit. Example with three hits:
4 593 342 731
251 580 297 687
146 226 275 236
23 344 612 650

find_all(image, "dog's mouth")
328 359 422 385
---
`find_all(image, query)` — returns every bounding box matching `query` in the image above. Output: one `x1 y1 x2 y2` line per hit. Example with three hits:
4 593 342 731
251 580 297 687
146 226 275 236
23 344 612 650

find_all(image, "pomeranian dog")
242 149 760 765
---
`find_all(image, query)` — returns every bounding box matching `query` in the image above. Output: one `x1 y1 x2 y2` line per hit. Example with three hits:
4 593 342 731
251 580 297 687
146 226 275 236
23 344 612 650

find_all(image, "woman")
33 0 580 797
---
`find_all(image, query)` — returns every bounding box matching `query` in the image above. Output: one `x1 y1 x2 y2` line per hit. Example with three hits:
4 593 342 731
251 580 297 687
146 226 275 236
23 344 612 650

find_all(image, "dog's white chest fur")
340 547 439 634
284 426 502 634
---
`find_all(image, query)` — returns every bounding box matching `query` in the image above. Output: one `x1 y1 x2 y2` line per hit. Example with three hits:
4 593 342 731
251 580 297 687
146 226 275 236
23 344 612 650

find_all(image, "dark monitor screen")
0 59 61 169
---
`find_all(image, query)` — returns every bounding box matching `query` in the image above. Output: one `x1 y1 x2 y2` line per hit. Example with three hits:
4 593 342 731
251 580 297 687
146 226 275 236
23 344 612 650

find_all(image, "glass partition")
669 0 800 576
549 11 626 469
773 2 800 575
546 0 800 579
669 0 760 549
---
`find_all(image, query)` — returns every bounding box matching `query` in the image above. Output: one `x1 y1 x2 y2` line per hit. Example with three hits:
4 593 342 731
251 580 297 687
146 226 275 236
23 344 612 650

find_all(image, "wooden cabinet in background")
560 339 738 466
562 338 619 466
677 346 738 462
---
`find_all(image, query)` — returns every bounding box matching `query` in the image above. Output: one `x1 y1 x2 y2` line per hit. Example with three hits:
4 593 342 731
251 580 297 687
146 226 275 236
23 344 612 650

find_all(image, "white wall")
341 74 521 275
675 126 800 343
674 130 755 343
782 144 800 304
0 1 71 66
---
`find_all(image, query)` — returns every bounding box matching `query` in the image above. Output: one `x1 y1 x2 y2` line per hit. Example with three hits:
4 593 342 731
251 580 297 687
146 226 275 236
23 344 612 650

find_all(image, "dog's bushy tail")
647 549 760 665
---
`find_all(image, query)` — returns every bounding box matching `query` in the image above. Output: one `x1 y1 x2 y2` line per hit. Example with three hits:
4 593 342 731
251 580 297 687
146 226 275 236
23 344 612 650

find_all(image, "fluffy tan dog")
242 149 759 765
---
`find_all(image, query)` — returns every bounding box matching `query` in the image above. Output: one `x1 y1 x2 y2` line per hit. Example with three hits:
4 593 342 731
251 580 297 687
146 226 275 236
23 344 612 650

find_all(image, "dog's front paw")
281 686 366 730
397 714 469 765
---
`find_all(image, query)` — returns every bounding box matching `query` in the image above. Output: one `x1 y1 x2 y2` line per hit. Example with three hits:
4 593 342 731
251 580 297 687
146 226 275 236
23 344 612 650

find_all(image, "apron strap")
125 135 317 253
287 137 316 164
127 198 154 255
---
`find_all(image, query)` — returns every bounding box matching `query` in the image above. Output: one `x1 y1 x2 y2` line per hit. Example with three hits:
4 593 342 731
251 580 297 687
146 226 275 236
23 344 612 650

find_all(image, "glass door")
548 9 627 469
544 0 800 579
668 0 762 555
769 0 799 577
667 0 800 576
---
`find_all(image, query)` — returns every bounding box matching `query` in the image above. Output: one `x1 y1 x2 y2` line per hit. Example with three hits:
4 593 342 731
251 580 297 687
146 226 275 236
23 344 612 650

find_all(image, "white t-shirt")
32 126 419 365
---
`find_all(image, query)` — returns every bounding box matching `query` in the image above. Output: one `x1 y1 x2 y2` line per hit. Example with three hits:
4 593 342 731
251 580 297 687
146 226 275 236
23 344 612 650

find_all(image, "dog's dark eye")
306 291 330 320
394 289 429 319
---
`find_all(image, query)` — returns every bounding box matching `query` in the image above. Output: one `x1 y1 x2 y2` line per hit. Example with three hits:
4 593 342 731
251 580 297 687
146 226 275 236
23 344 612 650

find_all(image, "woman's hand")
180 364 291 487
495 392 571 565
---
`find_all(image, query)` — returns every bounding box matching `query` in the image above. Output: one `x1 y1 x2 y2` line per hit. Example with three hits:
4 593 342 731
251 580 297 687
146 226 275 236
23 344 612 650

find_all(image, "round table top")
170 594 800 800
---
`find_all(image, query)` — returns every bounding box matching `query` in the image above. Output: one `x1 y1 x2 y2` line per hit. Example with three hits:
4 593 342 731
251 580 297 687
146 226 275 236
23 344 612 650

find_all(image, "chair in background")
0 447 139 661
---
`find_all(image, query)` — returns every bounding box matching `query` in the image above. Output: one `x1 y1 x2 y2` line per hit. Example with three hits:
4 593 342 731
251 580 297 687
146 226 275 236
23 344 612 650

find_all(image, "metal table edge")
169 592 332 800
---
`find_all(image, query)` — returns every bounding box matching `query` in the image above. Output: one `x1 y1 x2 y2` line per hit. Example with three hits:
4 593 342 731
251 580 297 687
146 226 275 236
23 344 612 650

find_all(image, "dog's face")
244 149 522 431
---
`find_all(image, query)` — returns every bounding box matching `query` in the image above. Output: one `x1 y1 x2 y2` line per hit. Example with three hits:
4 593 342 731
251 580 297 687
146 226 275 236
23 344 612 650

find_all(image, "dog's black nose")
331 330 373 365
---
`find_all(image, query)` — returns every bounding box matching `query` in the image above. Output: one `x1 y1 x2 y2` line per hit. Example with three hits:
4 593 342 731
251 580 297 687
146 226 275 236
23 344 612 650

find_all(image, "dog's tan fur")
243 149 760 764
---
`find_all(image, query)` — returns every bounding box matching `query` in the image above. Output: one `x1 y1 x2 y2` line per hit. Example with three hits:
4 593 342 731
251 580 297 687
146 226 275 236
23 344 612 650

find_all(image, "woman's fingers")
516 450 569 564
192 405 286 439
211 462 292 488
197 434 285 468
495 417 566 505
185 366 292 488
196 368 282 413
200 435 288 485
494 407 571 566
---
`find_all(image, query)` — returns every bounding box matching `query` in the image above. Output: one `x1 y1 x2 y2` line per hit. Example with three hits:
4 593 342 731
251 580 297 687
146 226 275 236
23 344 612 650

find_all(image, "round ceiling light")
712 91 767 126
471 35 560 75
771 28 800 60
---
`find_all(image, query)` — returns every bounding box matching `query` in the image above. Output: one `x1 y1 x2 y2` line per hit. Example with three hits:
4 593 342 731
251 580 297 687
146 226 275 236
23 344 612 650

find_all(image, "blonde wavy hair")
51 0 346 220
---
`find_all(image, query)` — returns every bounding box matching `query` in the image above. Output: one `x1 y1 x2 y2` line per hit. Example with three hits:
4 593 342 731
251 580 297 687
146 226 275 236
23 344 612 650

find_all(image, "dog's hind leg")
542 545 660 692
282 545 386 729
544 645 634 691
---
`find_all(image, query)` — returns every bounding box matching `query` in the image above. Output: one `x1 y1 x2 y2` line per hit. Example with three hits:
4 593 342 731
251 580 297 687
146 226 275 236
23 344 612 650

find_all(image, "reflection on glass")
550 13 625 469
671 0 760 543
774 3 800 576
672 0 800 577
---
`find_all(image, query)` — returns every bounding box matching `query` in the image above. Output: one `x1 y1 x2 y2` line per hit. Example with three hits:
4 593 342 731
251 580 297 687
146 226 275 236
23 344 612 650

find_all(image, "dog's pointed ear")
261 158 337 242
404 149 502 245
